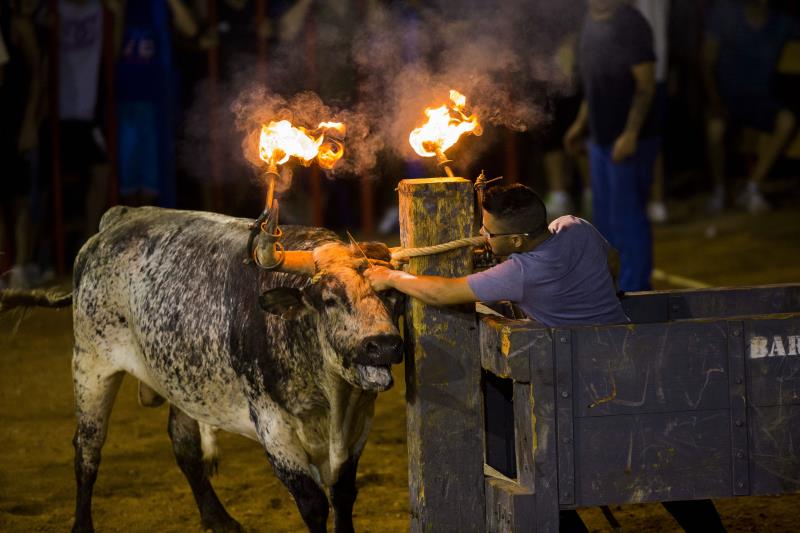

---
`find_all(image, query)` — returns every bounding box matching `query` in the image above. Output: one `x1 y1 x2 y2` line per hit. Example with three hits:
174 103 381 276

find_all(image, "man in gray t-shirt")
365 183 628 329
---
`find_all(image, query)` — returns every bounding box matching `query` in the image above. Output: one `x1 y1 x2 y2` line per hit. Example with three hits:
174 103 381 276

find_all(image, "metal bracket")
727 320 750 496
554 328 575 505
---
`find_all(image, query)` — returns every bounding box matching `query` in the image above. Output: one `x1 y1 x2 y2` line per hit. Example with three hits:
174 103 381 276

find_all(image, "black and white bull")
68 206 404 532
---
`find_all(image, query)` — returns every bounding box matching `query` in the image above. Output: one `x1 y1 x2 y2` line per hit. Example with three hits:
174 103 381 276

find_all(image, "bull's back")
72 206 336 435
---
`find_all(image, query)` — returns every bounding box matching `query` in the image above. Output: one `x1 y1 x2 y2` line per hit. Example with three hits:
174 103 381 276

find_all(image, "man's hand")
364 265 394 291
612 130 638 162
549 215 581 234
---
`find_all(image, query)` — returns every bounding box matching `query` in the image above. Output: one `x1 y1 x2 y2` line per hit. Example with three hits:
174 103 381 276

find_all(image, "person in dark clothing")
564 0 658 293
704 0 799 214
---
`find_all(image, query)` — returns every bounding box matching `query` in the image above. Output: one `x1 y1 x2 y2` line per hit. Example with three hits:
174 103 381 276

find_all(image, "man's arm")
365 266 478 306
612 62 656 162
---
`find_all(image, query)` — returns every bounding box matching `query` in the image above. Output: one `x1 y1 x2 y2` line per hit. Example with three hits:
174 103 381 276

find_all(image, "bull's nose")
358 334 404 365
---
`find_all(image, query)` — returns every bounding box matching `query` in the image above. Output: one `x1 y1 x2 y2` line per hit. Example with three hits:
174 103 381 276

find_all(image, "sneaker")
647 201 668 224
736 182 770 214
9 265 30 288
706 186 725 214
745 190 770 214
545 191 574 220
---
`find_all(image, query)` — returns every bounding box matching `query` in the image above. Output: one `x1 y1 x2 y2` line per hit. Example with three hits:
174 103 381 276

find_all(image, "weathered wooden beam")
399 177 485 532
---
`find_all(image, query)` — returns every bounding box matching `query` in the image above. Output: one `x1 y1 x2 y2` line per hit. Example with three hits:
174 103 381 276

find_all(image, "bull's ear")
259 288 312 320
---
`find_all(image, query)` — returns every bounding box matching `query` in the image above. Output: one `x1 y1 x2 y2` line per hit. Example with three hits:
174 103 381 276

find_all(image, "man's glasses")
479 226 533 239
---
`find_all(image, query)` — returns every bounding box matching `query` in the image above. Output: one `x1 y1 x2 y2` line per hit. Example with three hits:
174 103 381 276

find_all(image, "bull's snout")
356 334 403 365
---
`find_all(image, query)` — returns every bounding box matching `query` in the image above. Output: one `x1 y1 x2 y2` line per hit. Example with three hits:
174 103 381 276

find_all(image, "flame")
258 120 346 169
409 90 482 158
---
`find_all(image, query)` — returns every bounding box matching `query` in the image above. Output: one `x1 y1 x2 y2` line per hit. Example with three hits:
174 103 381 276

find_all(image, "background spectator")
704 0 800 214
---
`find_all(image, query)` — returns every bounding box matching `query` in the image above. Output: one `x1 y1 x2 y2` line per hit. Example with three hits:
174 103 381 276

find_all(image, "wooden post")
399 177 486 532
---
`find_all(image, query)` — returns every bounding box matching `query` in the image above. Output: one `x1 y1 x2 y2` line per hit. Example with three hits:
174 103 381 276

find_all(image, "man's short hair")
483 184 548 236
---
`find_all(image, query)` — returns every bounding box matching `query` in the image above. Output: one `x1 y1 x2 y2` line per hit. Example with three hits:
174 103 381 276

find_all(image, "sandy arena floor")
1 206 799 532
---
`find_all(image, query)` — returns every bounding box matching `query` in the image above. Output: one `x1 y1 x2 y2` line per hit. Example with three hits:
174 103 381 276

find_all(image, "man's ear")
259 288 313 320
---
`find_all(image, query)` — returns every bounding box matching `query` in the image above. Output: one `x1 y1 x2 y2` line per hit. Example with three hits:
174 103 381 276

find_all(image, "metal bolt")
562 437 571 444
562 491 571 498
561 391 569 399
671 303 679 311
733 330 740 337
737 481 745 489
736 452 744 459
735 419 743 427
560 336 567 343
735 377 743 384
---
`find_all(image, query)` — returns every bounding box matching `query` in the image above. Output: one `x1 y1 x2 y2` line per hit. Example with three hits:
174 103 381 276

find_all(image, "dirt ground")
1 205 799 532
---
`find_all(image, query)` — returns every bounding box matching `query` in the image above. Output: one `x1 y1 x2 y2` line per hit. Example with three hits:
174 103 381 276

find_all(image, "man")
365 183 627 329
366 184 727 531
564 0 658 292
704 0 799 214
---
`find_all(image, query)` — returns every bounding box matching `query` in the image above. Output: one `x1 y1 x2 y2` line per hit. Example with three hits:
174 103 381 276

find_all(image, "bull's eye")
324 297 338 308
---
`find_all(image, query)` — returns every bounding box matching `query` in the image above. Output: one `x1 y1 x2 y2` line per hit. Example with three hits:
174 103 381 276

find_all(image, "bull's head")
257 240 404 392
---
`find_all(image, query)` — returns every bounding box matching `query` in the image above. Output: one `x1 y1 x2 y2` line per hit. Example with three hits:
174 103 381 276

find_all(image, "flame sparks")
409 90 482 158
258 120 346 170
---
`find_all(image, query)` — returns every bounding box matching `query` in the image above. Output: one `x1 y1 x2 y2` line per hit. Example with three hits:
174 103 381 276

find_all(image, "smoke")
180 0 585 188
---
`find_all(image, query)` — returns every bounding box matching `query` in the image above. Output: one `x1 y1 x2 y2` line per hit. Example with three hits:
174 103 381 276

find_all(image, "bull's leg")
268 454 330 533
167 405 242 533
330 455 359 533
71 348 124 533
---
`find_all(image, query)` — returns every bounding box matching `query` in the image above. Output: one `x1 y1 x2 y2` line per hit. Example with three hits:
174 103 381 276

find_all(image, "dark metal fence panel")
573 410 733 506
622 284 800 323
572 322 730 419
745 315 800 495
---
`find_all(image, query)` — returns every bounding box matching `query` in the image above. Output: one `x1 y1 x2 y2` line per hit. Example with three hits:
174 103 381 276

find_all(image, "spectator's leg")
706 116 727 212
86 163 108 238
662 499 726 532
750 109 796 186
544 150 574 219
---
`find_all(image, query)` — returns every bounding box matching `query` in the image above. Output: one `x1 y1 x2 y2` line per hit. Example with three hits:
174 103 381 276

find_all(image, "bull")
7 206 405 533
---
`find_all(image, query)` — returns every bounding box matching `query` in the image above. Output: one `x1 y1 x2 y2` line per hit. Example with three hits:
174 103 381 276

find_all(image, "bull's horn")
254 233 315 276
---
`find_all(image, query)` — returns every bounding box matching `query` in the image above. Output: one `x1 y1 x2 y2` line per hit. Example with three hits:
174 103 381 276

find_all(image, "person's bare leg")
86 164 109 238
706 117 726 211
750 110 796 186
543 149 573 218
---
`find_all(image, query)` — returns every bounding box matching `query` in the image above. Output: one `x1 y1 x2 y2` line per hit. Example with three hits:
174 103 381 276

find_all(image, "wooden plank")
573 410 732 506
744 315 800 407
748 405 800 495
554 329 575 506
622 284 800 324
514 382 536 490
399 178 485 532
528 331 560 532
479 314 541 382
485 475 536 533
572 322 730 418
727 321 750 496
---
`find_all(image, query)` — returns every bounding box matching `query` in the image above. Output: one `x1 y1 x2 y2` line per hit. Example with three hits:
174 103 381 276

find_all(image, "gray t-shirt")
467 218 629 327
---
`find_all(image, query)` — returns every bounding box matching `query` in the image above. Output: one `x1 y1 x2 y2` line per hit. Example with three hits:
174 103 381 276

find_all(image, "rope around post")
390 236 486 262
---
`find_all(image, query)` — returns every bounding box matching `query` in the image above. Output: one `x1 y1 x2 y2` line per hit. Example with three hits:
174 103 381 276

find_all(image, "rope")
390 236 485 261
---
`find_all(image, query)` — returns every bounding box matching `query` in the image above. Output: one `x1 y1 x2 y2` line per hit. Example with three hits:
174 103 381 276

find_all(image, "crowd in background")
1 0 799 290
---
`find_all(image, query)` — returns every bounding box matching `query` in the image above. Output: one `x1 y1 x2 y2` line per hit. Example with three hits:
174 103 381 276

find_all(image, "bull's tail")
0 288 73 312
